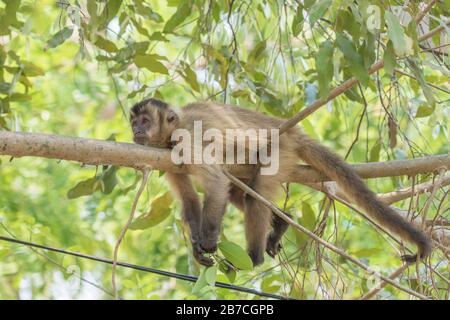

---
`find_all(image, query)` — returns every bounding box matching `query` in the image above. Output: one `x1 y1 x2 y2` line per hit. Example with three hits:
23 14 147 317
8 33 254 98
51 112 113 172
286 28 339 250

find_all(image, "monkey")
130 98 432 267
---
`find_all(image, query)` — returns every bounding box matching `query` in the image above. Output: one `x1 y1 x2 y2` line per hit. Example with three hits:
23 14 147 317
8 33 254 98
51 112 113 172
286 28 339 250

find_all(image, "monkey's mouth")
133 134 148 145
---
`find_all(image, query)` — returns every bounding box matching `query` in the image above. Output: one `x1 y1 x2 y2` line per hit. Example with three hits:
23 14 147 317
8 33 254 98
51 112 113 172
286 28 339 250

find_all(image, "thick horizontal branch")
0 132 449 183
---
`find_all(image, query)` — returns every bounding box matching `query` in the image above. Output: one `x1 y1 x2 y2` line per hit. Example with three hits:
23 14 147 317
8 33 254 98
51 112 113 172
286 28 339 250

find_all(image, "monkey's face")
130 98 179 147
130 113 154 145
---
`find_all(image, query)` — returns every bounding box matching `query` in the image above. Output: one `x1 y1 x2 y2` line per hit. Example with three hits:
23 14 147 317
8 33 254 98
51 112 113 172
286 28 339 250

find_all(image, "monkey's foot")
266 235 282 258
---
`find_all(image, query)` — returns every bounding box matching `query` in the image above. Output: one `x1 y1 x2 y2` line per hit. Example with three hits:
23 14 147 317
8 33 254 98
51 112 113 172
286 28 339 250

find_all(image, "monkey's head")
130 98 179 147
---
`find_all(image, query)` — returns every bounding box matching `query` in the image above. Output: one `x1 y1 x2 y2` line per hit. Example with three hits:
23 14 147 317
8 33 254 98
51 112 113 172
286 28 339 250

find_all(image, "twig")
414 0 438 24
394 69 450 95
419 168 446 222
277 19 449 134
360 264 410 300
379 175 450 205
112 168 151 300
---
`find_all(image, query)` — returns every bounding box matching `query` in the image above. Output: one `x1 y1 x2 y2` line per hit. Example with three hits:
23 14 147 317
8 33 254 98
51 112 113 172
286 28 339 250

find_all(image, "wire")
0 235 288 300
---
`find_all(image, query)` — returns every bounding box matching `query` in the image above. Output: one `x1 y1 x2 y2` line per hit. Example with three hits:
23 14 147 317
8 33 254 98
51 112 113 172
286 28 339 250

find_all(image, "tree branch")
1 132 448 183
278 18 450 134
378 175 450 204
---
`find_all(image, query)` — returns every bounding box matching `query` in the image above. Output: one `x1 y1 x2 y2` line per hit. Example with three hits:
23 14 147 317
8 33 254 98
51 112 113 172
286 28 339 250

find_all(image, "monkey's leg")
166 173 213 266
197 168 230 254
231 184 290 259
266 213 291 258
229 185 246 212
244 178 274 266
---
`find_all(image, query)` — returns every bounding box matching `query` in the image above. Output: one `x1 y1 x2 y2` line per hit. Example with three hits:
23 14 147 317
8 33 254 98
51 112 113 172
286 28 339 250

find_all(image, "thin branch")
378 175 450 205
360 264 410 300
277 19 449 134
414 0 439 24
395 68 450 95
112 168 151 299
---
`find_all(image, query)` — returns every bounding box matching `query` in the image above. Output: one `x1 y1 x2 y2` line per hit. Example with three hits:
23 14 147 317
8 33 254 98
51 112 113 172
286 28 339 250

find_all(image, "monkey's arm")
165 172 213 266
194 166 230 255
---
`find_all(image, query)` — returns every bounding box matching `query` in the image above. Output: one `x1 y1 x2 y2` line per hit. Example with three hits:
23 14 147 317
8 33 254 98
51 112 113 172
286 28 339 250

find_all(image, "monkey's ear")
167 109 179 123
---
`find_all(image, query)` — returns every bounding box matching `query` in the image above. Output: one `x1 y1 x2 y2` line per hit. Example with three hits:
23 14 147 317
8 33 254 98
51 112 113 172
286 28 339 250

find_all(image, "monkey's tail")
294 134 432 262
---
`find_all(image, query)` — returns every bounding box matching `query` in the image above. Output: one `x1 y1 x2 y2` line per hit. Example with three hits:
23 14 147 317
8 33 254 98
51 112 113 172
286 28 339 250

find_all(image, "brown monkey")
130 98 432 267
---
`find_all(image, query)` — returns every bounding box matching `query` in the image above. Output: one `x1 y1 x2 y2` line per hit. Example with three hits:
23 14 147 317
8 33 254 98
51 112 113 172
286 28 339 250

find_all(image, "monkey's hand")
192 241 214 266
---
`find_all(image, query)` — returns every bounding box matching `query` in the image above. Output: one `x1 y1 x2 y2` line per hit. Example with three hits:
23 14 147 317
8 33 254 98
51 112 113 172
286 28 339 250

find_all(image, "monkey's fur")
130 98 432 267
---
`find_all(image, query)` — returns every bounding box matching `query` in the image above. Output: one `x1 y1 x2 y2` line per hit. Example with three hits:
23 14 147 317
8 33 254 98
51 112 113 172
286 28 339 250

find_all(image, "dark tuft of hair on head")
131 98 168 116
148 98 168 109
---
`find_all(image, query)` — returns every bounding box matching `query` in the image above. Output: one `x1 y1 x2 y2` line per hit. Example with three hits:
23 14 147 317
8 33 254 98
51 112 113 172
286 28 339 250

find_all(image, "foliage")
0 0 449 300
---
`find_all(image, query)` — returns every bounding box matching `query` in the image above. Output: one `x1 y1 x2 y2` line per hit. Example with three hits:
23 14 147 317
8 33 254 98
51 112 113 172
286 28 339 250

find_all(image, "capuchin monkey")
130 98 432 267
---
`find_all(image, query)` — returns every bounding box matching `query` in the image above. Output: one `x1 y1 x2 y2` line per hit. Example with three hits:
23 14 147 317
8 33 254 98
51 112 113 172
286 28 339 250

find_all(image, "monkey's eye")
142 117 151 125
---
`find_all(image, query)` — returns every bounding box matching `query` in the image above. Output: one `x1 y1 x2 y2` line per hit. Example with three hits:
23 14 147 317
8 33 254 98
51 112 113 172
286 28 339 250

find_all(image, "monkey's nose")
133 127 145 135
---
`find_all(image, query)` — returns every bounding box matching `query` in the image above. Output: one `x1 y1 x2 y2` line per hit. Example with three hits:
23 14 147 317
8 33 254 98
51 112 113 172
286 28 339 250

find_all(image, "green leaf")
248 40 266 64
343 86 363 103
149 32 169 42
218 261 236 283
415 104 435 118
308 0 331 26
292 3 304 36
316 40 334 98
67 177 99 199
385 12 411 56
352 247 382 257
261 274 282 293
9 93 31 101
96 55 113 62
192 268 208 294
407 59 436 108
294 202 316 244
178 61 199 92
127 85 147 99
134 54 169 74
129 192 173 230
163 1 193 33
336 34 369 86
114 42 150 62
0 0 20 35
100 166 118 194
46 27 73 49
383 41 396 76
300 203 316 231
94 36 118 52
99 0 122 28
369 139 382 162
218 241 253 270
204 266 217 286
131 17 150 37
0 82 11 94
22 61 44 77
0 98 10 114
